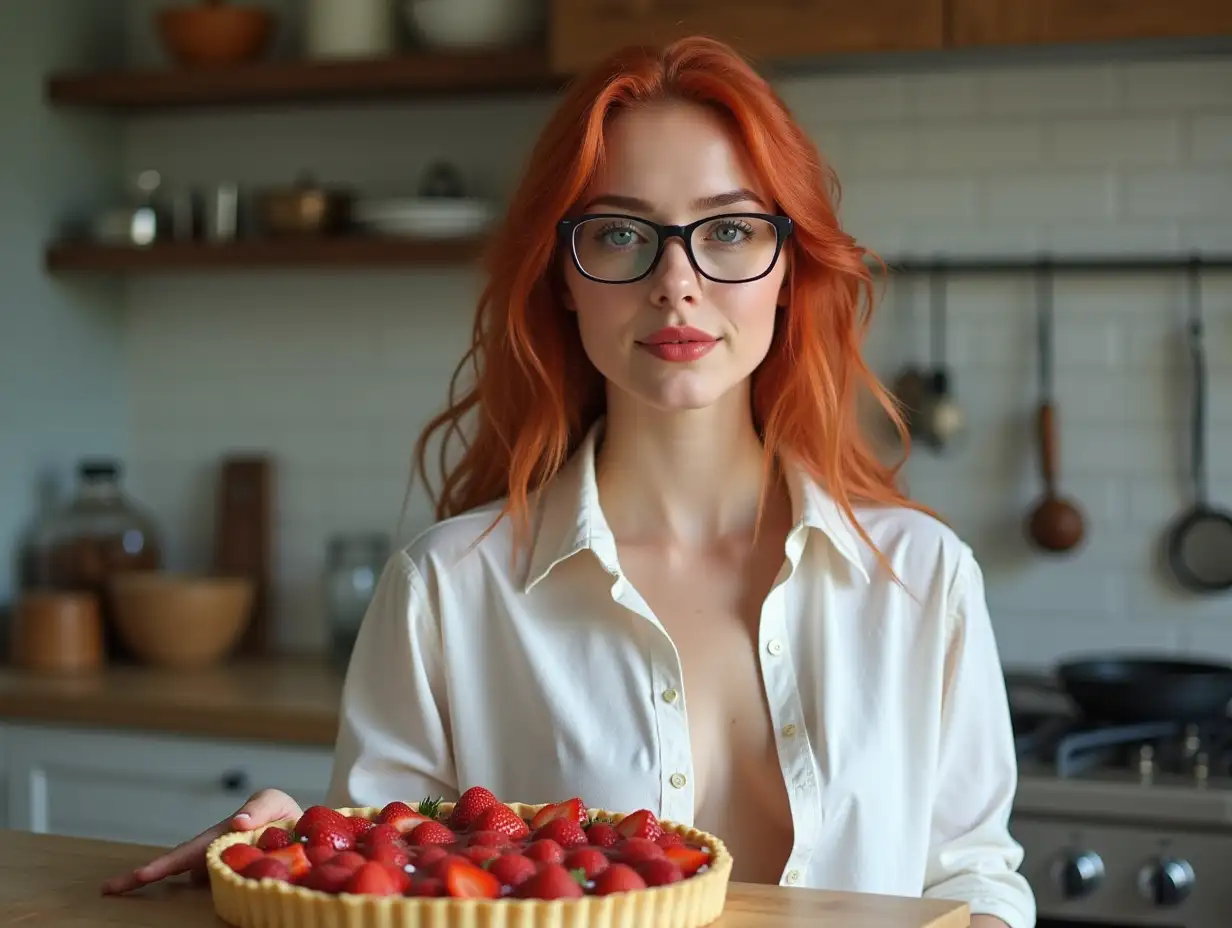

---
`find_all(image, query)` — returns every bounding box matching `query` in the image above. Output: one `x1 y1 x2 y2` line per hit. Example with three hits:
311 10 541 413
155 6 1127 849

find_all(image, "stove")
1010 711 1232 927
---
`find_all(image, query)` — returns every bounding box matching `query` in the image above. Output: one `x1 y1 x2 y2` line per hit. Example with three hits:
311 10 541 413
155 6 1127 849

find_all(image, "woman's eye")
710 222 751 244
603 227 639 247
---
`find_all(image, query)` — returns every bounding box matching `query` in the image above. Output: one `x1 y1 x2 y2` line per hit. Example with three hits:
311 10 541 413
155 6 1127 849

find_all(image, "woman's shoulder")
848 501 982 599
395 498 522 589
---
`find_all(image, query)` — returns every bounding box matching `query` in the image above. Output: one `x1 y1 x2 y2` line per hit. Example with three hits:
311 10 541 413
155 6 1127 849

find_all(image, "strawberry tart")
206 786 732 928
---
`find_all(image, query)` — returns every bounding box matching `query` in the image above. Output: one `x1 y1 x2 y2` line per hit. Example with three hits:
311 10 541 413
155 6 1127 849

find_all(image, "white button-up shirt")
327 424 1035 928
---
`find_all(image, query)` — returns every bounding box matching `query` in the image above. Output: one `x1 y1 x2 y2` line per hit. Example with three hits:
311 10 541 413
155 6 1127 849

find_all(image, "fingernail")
235 813 250 822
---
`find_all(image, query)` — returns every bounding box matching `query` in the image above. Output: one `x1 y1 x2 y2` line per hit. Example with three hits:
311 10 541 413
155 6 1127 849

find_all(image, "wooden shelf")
46 47 565 110
45 237 489 272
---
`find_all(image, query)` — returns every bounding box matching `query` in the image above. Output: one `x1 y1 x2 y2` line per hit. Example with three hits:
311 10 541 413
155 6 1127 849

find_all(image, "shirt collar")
523 420 871 593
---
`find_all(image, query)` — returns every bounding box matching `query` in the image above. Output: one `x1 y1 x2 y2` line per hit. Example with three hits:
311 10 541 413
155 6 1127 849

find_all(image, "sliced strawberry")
347 815 375 840
305 823 354 853
377 801 434 835
529 798 586 830
472 804 529 840
585 822 620 847
466 829 511 848
564 846 610 879
487 853 537 888
513 863 586 900
266 844 312 880
442 859 502 898
591 862 647 895
615 809 663 842
366 842 409 870
408 821 456 846
346 861 406 896
533 817 588 848
461 844 501 865
637 857 684 886
663 845 710 876
241 857 292 882
655 831 684 849
447 786 499 831
300 862 353 893
408 876 445 897
294 805 349 840
523 839 565 865
413 845 450 870
305 845 337 866
426 852 471 879
221 844 265 873
255 826 294 851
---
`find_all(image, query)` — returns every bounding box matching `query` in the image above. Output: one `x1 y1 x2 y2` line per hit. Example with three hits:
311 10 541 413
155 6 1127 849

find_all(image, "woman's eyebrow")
581 188 766 213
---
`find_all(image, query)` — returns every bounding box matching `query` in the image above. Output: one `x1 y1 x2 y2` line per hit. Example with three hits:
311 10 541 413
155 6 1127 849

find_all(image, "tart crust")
206 802 733 928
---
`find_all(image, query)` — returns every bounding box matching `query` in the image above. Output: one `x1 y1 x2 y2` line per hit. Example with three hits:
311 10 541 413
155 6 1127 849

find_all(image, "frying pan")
1057 655 1232 724
1164 259 1232 592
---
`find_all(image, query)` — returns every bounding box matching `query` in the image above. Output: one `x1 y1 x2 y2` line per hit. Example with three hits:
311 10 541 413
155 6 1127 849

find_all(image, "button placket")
651 649 693 825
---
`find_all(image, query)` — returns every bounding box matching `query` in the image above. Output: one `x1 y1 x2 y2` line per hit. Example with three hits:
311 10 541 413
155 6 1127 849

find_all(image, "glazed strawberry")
585 822 620 847
305 845 337 866
241 857 292 882
442 859 502 899
265 844 312 879
408 876 445 897
413 845 450 870
347 815 375 839
346 861 406 896
305 822 355 853
360 824 403 848
533 817 588 848
564 846 610 879
591 862 648 895
655 831 684 849
300 862 353 893
487 853 537 888
523 838 565 865
472 804 530 840
294 805 350 840
408 821 456 846
327 850 368 872
530 797 586 830
221 844 265 873
366 842 409 870
513 863 586 900
377 801 434 835
466 829 511 848
255 826 294 851
448 786 499 830
462 844 501 866
615 809 663 842
426 852 471 879
637 857 684 886
617 837 666 865
664 845 711 876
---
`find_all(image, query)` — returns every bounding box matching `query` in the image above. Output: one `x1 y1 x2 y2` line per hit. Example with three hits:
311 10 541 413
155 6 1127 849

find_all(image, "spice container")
324 532 390 671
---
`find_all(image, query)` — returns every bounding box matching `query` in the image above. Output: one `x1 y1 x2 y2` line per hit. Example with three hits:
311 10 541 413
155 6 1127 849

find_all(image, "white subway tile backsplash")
1046 117 1183 167
978 65 1119 116
1190 114 1232 163
1124 169 1232 219
982 171 1118 221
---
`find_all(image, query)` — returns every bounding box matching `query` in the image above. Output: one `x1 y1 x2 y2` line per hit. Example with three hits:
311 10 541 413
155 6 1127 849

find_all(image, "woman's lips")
636 326 718 362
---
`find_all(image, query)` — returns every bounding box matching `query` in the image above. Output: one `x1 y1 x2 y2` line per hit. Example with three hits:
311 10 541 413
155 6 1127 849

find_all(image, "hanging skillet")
1164 258 1232 592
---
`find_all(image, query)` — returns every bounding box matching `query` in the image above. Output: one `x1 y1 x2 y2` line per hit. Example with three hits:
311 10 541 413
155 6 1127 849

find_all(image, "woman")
103 35 1033 928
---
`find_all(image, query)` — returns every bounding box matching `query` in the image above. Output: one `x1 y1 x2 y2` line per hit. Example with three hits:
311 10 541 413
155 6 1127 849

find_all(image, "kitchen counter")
2 829 969 928
0 658 342 745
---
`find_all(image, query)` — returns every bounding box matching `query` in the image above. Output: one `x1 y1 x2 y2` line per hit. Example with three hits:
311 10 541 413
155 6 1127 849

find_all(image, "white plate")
354 198 496 239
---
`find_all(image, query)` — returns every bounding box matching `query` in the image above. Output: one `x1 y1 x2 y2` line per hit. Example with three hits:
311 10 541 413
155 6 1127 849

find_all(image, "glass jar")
324 532 390 672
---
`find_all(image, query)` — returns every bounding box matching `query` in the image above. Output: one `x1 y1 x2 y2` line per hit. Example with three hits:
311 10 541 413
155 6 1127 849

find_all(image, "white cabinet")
2 722 334 848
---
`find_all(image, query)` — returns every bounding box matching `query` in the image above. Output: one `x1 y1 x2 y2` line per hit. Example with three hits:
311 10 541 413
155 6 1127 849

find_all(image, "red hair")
413 35 929 565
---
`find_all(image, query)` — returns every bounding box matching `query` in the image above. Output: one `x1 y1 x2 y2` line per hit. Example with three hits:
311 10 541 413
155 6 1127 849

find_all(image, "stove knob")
1054 850 1105 899
1137 857 1195 907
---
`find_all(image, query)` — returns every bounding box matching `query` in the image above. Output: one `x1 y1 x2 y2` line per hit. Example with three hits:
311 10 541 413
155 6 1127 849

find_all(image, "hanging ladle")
1026 264 1086 553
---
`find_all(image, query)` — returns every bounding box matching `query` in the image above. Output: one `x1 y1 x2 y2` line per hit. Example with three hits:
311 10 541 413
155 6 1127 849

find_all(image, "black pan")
1057 656 1232 724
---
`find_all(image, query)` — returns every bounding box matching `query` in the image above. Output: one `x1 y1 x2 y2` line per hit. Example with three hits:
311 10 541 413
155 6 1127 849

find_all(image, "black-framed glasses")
557 212 794 284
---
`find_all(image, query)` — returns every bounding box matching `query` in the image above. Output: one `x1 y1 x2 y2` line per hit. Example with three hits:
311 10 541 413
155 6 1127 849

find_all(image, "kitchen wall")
111 12 1232 664
0 1 126 612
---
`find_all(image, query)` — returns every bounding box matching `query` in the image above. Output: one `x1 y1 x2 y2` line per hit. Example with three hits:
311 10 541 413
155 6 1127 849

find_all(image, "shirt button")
766 639 783 656
662 688 679 704
781 723 797 737
785 869 801 885
670 773 687 789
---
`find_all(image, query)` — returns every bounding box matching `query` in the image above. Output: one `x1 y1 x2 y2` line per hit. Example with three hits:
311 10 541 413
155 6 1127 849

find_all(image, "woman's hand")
100 788 302 895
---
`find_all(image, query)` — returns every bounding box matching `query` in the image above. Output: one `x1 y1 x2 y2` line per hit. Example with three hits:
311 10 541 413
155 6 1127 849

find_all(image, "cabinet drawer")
6 723 333 847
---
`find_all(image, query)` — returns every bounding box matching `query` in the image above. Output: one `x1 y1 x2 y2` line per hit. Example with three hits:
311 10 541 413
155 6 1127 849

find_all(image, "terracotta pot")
156 0 275 67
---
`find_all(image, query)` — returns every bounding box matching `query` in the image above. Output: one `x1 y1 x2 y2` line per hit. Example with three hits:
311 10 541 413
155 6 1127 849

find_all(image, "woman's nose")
649 238 700 308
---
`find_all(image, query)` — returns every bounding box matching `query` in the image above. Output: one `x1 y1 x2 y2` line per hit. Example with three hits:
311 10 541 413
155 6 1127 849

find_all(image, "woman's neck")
594 382 780 547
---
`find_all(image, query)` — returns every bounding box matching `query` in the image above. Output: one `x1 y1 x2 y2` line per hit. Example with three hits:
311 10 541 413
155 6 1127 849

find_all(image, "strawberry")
408 877 445 897
655 831 684 849
346 861 406 896
266 844 312 880
221 844 265 873
300 862 353 893
365 842 409 870
426 853 471 879
585 822 620 847
241 857 292 882
306 823 355 853
530 798 586 830
294 805 349 840
533 818 588 848
377 801 434 835
347 815 375 839
615 809 663 842
466 829 511 848
637 857 684 886
664 845 711 876
306 845 337 866
327 850 368 871
413 845 450 870
256 826 294 851
487 853 537 888
523 839 565 865
408 821 456 846
462 845 501 866
472 804 529 840
617 837 665 865
564 846 610 879
448 786 499 831
513 863 586 900
360 824 403 849
442 859 502 898
591 862 647 895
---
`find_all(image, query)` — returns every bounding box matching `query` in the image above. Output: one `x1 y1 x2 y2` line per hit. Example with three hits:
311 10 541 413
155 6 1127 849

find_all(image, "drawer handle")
220 770 250 794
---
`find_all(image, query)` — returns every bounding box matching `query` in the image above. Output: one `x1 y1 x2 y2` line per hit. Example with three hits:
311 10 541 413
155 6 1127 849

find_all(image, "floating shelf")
46 48 565 110
45 237 489 273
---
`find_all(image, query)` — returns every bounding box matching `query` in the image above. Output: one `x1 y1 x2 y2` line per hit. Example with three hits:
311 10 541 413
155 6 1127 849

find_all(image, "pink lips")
636 326 719 362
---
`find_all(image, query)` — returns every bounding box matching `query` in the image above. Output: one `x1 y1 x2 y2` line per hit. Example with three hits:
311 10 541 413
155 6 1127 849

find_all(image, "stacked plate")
353 197 497 240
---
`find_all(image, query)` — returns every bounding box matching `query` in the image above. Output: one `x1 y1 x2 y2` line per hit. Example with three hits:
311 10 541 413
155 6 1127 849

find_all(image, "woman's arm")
326 550 458 808
921 546 1036 928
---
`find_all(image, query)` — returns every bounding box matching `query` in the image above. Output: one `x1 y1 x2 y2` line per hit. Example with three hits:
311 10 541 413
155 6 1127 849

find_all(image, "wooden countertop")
0 659 342 746
3 829 969 928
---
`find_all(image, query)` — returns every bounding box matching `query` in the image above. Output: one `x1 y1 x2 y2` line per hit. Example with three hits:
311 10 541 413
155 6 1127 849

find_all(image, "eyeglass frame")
556 211 795 285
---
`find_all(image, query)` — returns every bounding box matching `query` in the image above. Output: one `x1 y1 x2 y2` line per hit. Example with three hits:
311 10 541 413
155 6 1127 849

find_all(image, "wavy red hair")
413 35 929 565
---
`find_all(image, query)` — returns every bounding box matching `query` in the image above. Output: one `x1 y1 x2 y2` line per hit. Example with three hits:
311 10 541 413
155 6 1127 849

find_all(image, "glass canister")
325 532 390 671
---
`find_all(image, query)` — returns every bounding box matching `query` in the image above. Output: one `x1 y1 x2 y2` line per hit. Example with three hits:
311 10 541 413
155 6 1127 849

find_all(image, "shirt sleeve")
326 550 459 808
921 544 1037 928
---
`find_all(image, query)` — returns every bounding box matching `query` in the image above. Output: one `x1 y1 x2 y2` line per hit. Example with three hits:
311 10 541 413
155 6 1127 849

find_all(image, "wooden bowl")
109 571 254 668
156 2 274 67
